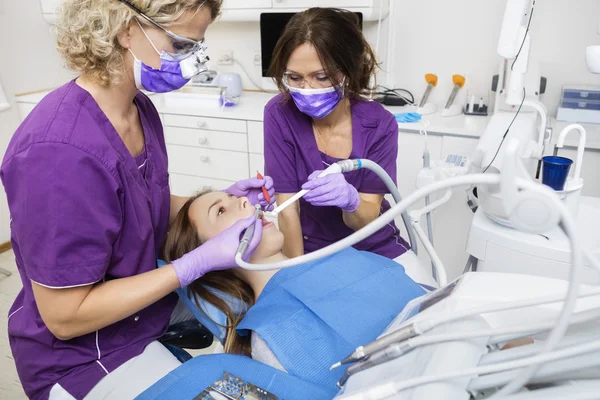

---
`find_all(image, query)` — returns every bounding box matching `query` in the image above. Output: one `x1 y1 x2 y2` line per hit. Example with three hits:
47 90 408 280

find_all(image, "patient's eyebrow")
208 199 223 216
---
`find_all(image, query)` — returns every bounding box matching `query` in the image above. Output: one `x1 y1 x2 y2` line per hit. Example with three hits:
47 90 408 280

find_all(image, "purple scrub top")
264 94 410 259
1 80 177 400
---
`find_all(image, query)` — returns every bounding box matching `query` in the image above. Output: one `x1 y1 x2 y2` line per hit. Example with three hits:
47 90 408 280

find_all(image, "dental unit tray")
194 372 279 400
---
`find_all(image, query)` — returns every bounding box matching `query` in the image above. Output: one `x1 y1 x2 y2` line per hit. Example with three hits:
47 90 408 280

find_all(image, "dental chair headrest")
158 260 245 343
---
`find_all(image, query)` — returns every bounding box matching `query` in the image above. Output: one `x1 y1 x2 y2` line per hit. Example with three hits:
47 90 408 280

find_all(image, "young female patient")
163 191 426 391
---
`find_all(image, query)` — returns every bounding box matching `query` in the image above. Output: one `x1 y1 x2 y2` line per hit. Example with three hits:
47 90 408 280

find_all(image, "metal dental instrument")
235 205 261 257
337 341 412 387
330 324 418 370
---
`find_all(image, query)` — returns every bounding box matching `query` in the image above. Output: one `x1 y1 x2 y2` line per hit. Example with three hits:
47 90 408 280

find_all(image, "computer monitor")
259 12 364 78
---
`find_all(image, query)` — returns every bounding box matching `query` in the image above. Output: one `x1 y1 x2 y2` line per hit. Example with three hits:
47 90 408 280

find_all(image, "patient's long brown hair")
162 192 254 355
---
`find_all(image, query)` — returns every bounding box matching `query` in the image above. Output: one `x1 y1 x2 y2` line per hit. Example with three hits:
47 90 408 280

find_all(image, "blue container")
542 156 573 191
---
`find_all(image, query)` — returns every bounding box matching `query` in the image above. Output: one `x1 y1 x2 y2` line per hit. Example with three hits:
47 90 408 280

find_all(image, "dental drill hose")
235 173 502 271
337 159 418 256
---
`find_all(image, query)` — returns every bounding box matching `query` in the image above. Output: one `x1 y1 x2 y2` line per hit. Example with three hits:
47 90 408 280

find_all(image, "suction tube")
353 159 418 256
235 173 501 271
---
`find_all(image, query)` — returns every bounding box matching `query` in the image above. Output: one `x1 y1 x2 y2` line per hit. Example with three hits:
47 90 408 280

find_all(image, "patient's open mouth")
259 212 274 228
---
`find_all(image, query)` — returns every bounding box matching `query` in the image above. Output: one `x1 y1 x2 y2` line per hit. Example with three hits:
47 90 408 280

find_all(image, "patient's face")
188 192 284 261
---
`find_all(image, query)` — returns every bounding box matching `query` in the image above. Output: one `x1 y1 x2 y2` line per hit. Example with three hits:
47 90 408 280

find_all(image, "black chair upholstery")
159 320 214 350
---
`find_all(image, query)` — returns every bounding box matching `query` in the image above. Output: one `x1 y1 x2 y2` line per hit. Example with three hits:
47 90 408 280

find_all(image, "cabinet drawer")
563 89 600 102
223 0 272 8
164 126 248 152
163 114 247 133
169 173 233 197
272 0 370 7
167 145 249 181
561 99 600 111
248 121 264 154
249 153 265 177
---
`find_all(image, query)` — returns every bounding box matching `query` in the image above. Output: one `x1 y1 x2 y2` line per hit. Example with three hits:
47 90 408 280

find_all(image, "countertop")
15 88 600 150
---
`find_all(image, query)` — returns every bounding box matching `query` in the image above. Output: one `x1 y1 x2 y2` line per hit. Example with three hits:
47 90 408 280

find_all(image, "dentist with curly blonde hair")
1 1 273 398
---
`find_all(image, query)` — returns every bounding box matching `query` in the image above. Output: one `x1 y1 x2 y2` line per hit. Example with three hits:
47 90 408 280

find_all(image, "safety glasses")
283 71 334 89
117 0 206 59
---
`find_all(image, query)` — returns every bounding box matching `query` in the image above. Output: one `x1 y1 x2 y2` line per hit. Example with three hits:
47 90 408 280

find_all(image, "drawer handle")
578 102 587 108
200 155 210 162
198 136 208 145
581 92 589 98
197 120 207 128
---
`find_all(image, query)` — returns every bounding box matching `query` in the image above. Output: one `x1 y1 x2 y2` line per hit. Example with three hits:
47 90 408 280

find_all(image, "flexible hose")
237 172 584 397
359 159 418 255
490 186 582 397
235 174 501 271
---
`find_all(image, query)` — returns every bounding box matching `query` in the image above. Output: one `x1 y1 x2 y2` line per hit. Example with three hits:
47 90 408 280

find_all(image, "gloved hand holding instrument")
301 170 361 212
171 215 263 287
224 176 275 211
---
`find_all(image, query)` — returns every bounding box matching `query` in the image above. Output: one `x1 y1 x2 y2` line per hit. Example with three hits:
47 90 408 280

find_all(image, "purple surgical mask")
130 21 209 93
288 85 344 119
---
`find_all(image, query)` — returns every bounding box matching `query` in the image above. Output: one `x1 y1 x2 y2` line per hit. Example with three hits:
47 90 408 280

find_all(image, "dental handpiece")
418 84 434 108
235 205 261 257
331 323 417 370
444 85 460 109
337 341 411 388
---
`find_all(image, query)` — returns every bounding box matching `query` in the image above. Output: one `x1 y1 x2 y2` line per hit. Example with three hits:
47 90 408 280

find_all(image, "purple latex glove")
224 177 276 211
301 171 361 212
171 215 263 287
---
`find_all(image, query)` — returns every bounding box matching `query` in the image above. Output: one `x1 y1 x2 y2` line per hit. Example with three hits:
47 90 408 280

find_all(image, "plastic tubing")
235 173 501 271
359 159 418 255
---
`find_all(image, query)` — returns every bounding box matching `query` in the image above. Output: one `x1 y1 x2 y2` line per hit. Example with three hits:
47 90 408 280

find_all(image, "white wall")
387 0 600 115
1 0 599 244
0 0 75 242
210 0 600 112
207 18 389 91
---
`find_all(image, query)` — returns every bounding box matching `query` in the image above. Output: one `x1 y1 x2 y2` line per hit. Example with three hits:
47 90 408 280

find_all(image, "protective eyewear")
283 71 334 89
118 0 207 59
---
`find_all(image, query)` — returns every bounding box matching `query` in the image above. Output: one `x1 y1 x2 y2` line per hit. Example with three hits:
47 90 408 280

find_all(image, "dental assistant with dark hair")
264 8 418 270
1 1 273 399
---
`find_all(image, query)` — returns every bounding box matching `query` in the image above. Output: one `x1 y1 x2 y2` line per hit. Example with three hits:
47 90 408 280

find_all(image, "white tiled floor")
0 250 218 399
0 250 27 400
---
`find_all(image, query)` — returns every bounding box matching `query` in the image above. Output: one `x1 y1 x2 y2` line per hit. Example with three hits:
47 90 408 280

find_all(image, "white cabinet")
396 132 443 209
164 126 248 153
394 132 442 271
395 133 480 280
170 174 233 197
223 0 272 9
248 121 265 175
249 153 265 176
163 114 247 133
248 121 264 155
167 145 249 181
272 0 374 8
435 136 479 280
